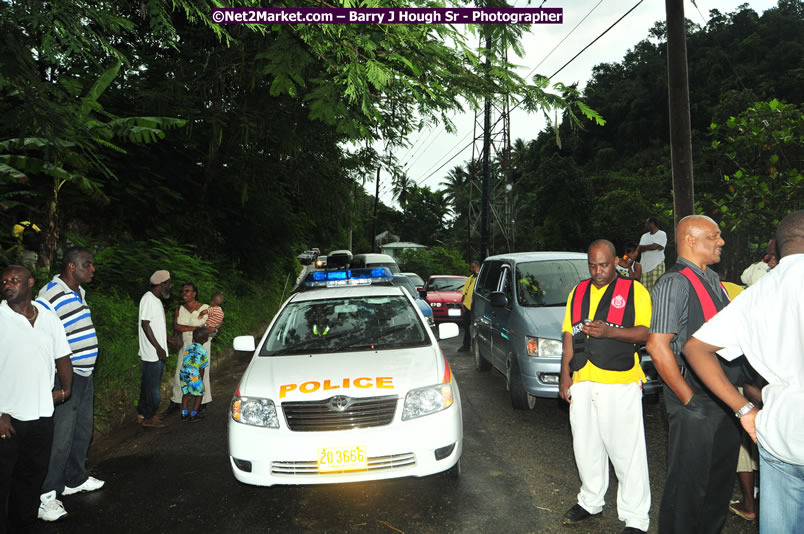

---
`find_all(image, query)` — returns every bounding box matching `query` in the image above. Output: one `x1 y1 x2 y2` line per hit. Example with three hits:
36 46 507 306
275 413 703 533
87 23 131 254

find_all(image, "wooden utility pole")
666 0 695 227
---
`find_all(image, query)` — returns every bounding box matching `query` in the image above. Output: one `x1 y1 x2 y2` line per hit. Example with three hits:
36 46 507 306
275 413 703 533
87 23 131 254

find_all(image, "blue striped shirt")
36 276 98 376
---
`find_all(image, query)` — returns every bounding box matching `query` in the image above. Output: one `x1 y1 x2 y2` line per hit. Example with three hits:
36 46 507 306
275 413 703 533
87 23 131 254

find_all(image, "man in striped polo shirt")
36 247 104 521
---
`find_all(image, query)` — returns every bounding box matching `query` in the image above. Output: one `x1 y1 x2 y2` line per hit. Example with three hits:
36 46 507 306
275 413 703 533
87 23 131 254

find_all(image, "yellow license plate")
317 445 368 473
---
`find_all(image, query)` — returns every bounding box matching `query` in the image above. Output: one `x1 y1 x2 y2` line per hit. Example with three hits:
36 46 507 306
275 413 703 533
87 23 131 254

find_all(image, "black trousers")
0 416 54 534
461 306 471 348
659 384 741 534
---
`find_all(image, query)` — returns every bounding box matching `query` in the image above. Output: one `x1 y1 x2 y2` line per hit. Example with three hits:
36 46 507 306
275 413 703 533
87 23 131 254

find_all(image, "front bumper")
228 399 463 486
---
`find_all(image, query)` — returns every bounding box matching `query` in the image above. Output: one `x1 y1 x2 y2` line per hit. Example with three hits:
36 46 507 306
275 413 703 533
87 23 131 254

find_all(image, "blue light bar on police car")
305 268 393 288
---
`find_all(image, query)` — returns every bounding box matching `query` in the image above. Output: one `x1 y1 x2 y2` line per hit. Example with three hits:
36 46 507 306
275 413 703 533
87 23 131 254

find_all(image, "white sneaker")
62 476 105 495
38 491 67 521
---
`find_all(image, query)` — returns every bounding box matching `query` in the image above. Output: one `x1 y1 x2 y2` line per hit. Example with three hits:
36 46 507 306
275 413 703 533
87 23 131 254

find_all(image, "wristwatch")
735 402 755 418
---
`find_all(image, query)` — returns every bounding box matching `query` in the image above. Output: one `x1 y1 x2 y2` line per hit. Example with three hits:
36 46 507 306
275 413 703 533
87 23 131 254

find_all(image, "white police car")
228 268 463 486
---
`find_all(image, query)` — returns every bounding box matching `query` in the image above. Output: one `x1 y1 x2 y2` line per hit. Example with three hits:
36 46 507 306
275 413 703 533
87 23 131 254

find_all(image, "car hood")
519 305 566 340
426 290 462 303
240 346 446 402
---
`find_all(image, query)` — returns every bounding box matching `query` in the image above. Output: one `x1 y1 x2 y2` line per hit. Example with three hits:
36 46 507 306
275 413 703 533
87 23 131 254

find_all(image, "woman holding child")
168 282 213 411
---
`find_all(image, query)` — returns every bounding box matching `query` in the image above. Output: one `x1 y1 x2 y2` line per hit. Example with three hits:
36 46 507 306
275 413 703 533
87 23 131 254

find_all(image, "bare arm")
683 337 758 440
52 355 73 404
633 263 642 282
141 319 167 361
646 332 694 404
559 331 574 403
582 321 648 344
638 243 665 253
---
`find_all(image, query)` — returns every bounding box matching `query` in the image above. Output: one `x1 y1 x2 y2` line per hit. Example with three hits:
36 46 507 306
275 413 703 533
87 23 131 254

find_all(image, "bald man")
683 210 804 534
1 266 73 533
559 240 652 533
646 216 748 534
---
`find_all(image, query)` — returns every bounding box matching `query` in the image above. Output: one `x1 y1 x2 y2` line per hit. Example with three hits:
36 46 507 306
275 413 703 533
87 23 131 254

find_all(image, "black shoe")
457 346 470 353
562 504 600 525
622 528 646 534
161 402 180 417
188 414 201 423
181 413 188 421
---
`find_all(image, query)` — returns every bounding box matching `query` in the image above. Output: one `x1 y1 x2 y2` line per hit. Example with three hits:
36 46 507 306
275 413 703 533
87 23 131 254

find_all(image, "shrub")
396 246 469 280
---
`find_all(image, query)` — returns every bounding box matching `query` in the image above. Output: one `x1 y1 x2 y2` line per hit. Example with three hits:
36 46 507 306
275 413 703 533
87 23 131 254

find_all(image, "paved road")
40 333 758 534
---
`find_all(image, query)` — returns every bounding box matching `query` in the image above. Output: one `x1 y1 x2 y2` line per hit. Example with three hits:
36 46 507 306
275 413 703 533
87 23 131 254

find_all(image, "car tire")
443 459 461 479
473 337 490 372
509 357 536 410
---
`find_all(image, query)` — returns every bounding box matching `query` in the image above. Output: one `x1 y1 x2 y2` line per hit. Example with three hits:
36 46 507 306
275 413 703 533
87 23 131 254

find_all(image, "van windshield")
515 260 588 307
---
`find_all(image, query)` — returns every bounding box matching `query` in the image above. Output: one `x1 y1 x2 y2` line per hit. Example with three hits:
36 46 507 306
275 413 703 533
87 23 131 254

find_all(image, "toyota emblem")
329 396 350 411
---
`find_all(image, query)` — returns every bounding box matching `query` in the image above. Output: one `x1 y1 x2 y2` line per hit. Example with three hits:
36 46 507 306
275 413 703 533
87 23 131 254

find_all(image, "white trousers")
569 381 651 531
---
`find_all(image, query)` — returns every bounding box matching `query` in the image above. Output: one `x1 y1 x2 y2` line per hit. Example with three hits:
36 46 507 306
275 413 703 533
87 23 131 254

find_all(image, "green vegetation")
396 246 469 280
431 2 802 279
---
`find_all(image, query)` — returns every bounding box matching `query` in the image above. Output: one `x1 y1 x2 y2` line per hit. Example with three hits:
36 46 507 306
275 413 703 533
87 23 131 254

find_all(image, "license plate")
318 445 368 472
447 309 462 317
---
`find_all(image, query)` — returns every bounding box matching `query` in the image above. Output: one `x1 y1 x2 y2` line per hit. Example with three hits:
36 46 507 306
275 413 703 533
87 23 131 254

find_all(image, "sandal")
729 504 757 521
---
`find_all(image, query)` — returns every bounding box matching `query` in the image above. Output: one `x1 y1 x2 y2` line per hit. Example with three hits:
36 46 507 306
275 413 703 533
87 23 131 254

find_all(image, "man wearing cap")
137 270 172 428
1 265 73 533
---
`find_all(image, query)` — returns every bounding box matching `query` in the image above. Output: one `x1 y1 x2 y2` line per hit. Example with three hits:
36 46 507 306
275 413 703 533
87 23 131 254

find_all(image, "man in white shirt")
137 270 172 428
637 217 667 293
0 265 73 533
684 210 804 534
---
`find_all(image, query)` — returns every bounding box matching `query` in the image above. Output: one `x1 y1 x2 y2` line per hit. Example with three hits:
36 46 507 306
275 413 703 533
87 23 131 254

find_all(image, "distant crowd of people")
1 249 225 532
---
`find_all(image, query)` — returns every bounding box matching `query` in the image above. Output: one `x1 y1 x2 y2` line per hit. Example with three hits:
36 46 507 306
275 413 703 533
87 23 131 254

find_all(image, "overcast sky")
367 0 778 208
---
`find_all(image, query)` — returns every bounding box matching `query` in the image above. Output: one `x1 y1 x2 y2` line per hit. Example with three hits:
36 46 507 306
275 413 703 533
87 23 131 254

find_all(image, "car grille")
445 302 460 309
272 453 416 476
282 395 398 432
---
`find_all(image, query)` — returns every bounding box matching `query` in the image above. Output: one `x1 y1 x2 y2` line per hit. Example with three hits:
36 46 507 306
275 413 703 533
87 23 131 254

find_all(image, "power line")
409 0 647 192
525 0 604 80
549 0 645 79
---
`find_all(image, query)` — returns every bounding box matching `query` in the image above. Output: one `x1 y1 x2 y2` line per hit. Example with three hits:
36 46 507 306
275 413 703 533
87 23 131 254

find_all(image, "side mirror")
418 289 427 299
437 322 460 340
490 291 508 308
233 335 256 352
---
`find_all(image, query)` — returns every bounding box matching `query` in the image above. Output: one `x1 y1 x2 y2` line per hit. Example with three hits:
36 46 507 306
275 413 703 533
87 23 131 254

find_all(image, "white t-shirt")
138 291 167 362
692 254 804 465
639 230 667 273
0 300 72 421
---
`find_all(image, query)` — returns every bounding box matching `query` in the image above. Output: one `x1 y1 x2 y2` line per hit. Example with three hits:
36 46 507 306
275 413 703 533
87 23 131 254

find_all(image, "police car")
228 268 463 486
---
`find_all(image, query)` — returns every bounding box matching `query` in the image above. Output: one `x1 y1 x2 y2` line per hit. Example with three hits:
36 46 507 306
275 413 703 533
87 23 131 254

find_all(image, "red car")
422 275 468 323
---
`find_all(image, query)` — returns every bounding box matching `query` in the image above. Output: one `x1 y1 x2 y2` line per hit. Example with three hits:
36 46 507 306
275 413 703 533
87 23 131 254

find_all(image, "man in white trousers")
559 240 652 534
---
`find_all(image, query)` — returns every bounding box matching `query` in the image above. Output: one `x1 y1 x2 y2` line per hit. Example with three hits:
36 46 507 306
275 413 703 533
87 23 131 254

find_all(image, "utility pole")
480 35 492 261
666 0 695 227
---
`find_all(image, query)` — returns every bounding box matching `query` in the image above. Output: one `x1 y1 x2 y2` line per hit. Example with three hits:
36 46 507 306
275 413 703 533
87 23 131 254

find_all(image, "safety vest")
569 277 638 372
669 263 746 387
312 324 329 336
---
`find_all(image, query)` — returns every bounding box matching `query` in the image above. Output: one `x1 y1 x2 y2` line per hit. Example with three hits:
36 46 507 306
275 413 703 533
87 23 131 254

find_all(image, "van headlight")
231 396 280 428
402 383 454 420
526 336 562 358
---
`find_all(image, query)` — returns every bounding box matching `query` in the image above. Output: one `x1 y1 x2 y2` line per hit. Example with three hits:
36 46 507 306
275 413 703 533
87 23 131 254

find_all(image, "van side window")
476 261 502 297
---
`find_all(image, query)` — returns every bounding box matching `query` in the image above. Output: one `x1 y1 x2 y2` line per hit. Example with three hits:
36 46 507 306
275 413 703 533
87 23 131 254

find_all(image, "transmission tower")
468 37 514 261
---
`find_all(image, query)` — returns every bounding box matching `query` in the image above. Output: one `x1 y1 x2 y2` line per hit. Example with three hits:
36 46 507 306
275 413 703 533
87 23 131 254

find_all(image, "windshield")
515 259 588 307
427 277 466 291
260 296 429 356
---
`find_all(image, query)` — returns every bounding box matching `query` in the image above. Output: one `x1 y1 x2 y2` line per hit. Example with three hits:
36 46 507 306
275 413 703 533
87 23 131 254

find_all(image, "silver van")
350 253 401 274
472 251 661 409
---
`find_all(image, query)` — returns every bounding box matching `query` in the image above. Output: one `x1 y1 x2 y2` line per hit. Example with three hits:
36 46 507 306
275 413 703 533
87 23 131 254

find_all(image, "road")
40 333 757 534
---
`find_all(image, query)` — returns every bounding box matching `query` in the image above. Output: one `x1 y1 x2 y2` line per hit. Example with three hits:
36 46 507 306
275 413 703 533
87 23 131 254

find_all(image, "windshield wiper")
334 324 412 352
265 331 353 356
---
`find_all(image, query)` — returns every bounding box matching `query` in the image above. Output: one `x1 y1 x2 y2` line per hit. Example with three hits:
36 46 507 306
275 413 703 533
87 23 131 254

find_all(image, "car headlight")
526 336 563 358
402 383 454 420
429 302 442 308
230 395 280 428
